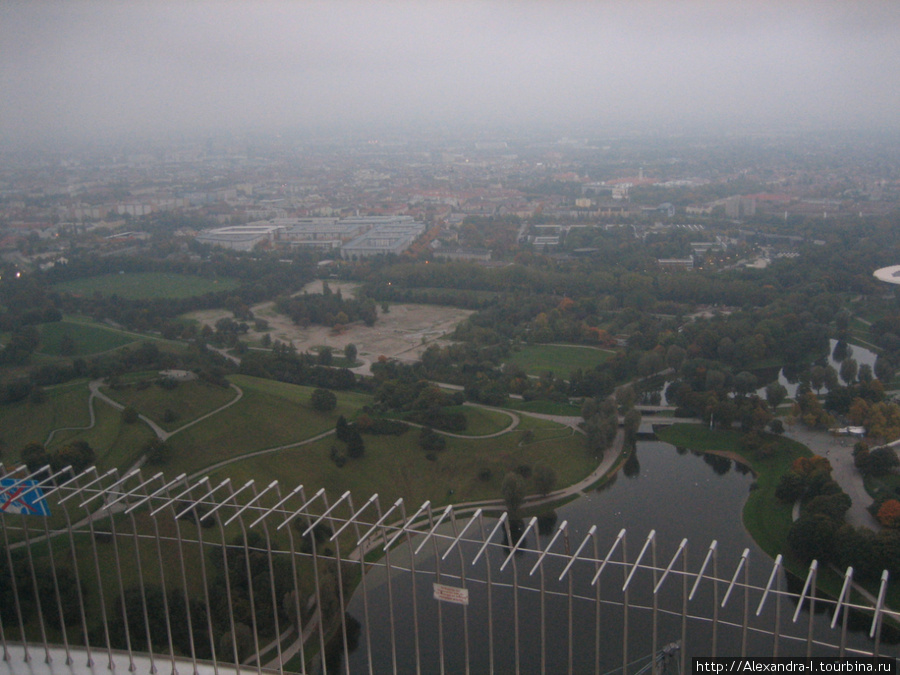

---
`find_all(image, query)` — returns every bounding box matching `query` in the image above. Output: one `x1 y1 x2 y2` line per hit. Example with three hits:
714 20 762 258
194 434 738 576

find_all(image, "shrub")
157 377 179 390
346 431 365 459
310 388 337 413
329 445 347 468
877 499 900 528
418 427 446 453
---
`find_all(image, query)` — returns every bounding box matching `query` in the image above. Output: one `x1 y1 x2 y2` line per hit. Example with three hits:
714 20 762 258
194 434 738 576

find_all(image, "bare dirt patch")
184 281 473 373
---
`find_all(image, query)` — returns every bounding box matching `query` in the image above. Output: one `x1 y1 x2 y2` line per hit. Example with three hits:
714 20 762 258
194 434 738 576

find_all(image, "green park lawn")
38 319 139 356
506 344 611 378
208 414 591 510
162 375 370 477
0 381 92 454
52 271 239 300
101 377 240 431
53 398 156 471
444 405 514 436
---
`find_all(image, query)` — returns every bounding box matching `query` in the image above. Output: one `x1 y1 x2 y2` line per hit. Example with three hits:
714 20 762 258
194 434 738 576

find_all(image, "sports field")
38 319 138 355
506 343 613 378
53 272 239 299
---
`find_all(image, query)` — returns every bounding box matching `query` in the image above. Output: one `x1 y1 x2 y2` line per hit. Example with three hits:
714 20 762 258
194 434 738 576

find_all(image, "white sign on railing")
433 582 469 606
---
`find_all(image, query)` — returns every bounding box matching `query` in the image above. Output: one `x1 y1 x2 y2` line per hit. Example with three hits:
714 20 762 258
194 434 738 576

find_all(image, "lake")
342 440 891 673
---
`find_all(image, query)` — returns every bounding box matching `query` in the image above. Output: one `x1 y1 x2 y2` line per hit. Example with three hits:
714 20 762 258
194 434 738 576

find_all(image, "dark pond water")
342 440 893 673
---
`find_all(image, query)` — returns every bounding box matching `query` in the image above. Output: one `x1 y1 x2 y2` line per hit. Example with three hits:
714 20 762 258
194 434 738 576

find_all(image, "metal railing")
0 464 897 675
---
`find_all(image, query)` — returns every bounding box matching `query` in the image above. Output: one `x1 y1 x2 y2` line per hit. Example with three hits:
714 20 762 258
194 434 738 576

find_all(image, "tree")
858 363 874 383
623 408 642 444
865 401 900 442
665 344 685 371
860 446 900 477
417 426 446 454
874 355 895 384
788 514 838 563
734 371 758 397
317 347 333 366
329 444 348 468
335 415 351 442
55 440 95 474
775 471 806 503
805 491 851 521
839 357 858 385
533 462 556 496
824 366 839 392
809 366 825 393
765 382 788 412
20 442 49 472
310 388 337 413
832 340 850 362
143 437 168 465
637 350 664 377
848 397 870 426
345 430 365 459
344 343 358 364
615 385 636 412
501 472 527 517
877 499 900 528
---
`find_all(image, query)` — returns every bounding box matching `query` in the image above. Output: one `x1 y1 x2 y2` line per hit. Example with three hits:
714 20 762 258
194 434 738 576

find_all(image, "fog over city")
2 0 900 147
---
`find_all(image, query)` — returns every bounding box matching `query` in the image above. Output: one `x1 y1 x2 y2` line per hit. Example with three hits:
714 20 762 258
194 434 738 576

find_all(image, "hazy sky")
2 0 900 147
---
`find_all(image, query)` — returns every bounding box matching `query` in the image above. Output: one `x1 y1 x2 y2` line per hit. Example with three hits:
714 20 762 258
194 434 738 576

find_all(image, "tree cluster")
274 282 377 329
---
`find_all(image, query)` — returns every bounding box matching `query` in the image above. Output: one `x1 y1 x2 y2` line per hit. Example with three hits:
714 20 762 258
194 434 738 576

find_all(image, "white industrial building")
194 223 284 251
341 220 426 258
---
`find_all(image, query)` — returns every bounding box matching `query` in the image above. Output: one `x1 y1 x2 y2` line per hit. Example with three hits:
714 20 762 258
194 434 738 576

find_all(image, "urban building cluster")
194 215 427 258
0 131 898 271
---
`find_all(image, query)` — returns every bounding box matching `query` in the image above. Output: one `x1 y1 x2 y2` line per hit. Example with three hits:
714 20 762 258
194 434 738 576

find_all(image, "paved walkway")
782 425 880 530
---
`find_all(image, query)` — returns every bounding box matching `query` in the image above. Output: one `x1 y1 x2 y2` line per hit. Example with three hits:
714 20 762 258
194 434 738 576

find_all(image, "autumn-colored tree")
877 499 900 528
791 455 832 478
797 392 834 430
865 401 900 442
848 397 870 426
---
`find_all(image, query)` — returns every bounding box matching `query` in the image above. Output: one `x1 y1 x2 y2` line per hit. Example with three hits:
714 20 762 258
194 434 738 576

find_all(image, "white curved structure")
873 265 900 284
